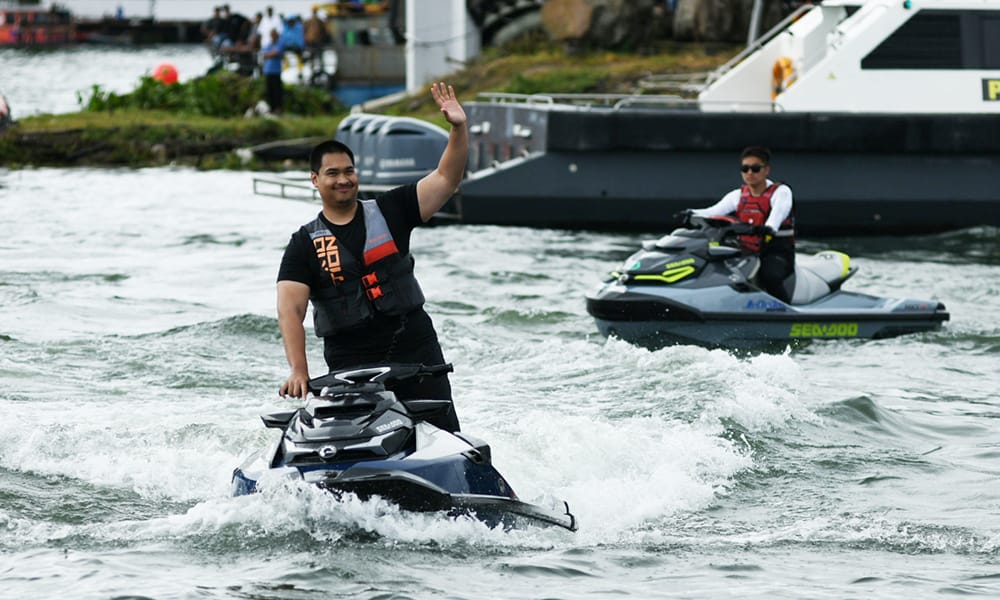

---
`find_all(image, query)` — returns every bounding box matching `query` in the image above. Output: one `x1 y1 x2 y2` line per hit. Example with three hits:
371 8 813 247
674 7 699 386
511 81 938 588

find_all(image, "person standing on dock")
304 6 331 74
260 28 284 114
259 5 283 41
682 146 796 302
276 82 468 433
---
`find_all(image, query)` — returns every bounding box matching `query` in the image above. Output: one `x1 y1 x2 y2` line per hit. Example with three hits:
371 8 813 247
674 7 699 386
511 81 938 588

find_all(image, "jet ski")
232 363 577 531
585 215 949 351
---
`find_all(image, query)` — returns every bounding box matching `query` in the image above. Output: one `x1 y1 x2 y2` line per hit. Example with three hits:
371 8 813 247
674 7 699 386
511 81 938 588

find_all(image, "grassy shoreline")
0 41 736 170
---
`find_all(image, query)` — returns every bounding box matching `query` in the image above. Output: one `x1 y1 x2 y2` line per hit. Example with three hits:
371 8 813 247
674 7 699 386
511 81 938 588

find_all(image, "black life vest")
735 182 795 252
305 200 425 336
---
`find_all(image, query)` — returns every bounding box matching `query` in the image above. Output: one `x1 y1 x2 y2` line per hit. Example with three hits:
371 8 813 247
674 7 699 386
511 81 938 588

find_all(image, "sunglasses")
741 164 766 173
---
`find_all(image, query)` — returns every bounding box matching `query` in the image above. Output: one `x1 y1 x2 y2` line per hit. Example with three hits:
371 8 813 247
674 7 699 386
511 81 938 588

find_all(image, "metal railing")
252 175 319 202
703 3 817 88
252 175 400 202
475 92 699 110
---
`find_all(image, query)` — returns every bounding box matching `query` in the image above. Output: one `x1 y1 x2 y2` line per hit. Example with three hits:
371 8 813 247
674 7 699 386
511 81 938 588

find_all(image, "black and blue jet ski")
232 363 577 531
585 216 949 351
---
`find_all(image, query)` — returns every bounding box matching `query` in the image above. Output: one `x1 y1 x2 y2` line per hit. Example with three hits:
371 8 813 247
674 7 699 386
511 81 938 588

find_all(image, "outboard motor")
334 113 365 152
359 115 392 180
370 117 449 186
346 114 379 172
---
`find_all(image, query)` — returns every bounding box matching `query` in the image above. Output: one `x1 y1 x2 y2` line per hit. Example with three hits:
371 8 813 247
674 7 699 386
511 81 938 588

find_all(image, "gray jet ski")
585 216 949 351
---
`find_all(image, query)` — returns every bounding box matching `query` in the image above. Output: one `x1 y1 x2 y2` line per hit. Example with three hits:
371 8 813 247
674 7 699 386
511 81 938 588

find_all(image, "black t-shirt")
277 184 441 366
278 184 421 286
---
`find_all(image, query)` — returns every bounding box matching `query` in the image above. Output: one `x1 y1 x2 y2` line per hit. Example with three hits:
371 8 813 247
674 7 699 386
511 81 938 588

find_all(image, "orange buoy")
152 63 179 85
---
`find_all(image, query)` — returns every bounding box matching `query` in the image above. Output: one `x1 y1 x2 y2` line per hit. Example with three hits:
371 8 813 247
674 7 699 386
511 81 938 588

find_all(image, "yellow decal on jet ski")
985 79 1000 101
790 322 859 337
635 264 697 284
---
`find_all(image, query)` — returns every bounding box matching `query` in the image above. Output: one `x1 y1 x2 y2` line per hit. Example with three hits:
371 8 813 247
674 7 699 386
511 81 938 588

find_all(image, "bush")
80 72 343 118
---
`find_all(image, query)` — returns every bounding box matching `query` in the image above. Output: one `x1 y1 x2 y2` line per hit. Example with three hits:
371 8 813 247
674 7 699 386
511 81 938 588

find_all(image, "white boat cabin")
699 0 1000 113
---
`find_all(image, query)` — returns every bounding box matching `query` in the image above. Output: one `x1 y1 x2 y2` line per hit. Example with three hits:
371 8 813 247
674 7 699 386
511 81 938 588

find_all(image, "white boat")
447 0 1000 235
701 0 1000 114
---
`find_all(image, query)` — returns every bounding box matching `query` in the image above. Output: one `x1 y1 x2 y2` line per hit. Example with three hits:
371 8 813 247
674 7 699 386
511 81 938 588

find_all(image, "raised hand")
430 82 467 128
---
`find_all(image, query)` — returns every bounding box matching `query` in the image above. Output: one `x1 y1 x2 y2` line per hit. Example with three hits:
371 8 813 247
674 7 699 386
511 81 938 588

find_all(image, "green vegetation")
0 40 737 169
81 71 342 118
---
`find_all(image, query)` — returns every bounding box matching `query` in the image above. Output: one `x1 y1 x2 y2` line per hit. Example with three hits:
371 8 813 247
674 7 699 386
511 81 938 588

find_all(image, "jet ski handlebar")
690 214 761 233
685 215 768 241
307 363 454 395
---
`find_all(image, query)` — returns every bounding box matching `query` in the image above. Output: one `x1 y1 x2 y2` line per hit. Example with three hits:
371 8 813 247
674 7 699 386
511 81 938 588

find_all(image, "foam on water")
3 167 999 597
0 328 814 551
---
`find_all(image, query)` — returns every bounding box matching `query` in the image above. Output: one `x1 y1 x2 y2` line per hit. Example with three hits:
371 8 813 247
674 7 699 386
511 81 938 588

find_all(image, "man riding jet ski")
585 215 949 351
232 363 577 531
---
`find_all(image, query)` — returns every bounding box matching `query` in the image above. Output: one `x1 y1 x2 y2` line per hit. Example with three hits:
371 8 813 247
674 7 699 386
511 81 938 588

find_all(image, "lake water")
1 45 216 116
1 47 1000 599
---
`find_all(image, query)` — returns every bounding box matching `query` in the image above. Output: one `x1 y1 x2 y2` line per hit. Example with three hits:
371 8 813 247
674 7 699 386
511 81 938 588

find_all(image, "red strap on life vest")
363 238 399 265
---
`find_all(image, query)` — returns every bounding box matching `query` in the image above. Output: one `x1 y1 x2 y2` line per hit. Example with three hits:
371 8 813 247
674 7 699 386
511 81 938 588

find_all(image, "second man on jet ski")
678 146 796 302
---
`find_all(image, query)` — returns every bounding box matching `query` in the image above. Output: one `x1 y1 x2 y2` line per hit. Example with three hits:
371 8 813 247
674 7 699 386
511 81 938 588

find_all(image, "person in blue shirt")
260 28 284 114
280 14 306 79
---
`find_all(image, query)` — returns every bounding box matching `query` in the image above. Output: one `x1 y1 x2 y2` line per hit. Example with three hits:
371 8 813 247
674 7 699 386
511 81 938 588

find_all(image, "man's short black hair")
741 146 771 165
310 140 355 173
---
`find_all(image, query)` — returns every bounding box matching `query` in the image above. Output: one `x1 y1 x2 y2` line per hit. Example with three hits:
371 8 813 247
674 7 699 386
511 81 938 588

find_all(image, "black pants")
758 237 796 303
265 73 283 113
390 369 460 433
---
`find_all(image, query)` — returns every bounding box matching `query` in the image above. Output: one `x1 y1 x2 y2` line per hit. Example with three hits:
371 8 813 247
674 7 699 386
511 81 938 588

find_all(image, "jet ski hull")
232 454 577 531
587 283 949 351
586 218 949 351
232 365 577 532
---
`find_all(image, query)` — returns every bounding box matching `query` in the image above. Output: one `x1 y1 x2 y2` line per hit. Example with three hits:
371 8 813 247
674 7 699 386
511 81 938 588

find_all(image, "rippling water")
1 166 999 598
1 45 215 116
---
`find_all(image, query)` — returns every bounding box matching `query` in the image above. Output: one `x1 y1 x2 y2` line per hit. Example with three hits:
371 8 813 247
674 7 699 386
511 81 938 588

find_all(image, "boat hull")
456 103 1000 235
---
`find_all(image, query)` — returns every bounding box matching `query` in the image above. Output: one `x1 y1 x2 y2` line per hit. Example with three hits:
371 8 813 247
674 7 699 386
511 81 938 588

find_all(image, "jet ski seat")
790 251 856 305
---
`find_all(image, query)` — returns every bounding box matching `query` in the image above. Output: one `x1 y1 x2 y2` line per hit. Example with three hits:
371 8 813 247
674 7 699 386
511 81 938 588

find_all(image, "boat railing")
473 92 783 113
635 71 712 96
699 99 786 112
252 175 319 202
252 174 395 202
477 92 628 106
611 95 697 110
701 3 816 89
476 92 699 110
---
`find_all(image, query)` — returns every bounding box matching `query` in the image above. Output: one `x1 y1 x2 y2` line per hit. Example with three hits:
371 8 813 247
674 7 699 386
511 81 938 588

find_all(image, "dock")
74 17 204 45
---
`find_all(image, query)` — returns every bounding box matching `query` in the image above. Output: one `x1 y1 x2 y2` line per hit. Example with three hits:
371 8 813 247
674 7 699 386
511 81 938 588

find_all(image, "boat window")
861 10 1000 69
979 17 1000 68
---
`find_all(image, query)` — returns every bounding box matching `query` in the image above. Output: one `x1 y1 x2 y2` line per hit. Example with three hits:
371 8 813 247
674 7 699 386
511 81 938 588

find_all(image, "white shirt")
259 14 284 40
691 179 793 232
